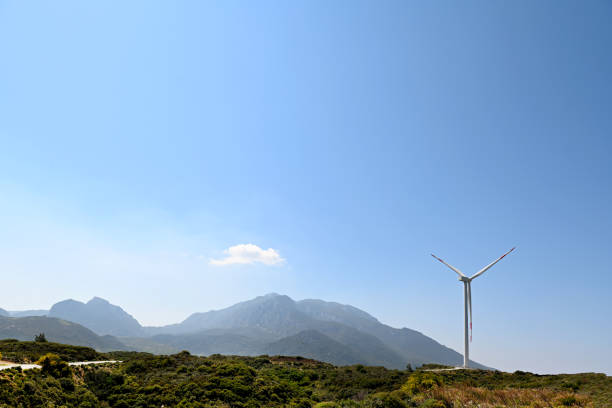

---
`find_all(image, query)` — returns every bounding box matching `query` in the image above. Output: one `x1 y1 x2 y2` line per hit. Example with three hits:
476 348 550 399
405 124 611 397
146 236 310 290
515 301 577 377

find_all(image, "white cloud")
209 243 285 267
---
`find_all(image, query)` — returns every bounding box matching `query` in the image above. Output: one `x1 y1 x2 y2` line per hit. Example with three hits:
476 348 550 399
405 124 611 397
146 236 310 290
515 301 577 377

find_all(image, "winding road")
0 360 121 371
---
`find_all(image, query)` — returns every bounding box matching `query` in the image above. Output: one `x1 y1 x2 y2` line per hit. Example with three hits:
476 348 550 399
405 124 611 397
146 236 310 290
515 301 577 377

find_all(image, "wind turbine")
431 247 515 368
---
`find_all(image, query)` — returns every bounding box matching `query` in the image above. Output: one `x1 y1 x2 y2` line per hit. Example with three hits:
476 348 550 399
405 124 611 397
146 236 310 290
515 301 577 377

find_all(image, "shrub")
124 360 146 373
561 381 580 392
420 398 447 408
556 395 578 406
60 377 75 391
401 372 442 395
378 393 408 408
36 353 70 378
34 333 48 342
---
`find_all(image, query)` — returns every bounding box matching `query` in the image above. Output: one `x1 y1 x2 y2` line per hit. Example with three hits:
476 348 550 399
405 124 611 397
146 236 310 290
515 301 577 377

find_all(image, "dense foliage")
0 339 104 363
0 341 610 407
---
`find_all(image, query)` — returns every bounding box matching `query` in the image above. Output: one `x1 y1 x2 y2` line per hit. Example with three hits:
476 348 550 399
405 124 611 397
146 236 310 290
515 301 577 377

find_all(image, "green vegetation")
0 340 610 407
0 339 104 363
36 353 71 378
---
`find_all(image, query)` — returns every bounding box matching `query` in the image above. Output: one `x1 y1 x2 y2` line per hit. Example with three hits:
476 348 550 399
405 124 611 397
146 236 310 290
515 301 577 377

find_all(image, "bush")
36 353 71 378
420 398 447 408
60 377 75 391
561 381 580 392
401 372 442 395
556 395 578 406
371 392 408 408
34 333 47 342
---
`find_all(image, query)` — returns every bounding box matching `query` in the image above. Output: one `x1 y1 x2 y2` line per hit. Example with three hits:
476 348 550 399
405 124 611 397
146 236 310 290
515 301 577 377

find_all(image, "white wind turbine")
431 247 515 368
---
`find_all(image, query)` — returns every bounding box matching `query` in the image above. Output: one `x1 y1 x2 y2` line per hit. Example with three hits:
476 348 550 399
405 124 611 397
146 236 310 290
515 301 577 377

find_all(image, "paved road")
0 360 121 371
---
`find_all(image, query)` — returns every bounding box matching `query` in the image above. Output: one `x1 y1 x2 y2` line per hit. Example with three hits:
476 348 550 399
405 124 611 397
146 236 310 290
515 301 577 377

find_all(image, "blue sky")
1 1 611 374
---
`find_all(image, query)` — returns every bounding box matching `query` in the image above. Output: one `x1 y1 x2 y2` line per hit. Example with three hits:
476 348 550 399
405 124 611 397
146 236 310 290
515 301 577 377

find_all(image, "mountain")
18 293 489 369
153 294 312 336
147 294 406 366
295 298 478 368
0 308 8 317
304 320 407 368
0 315 126 351
148 293 487 369
264 329 365 366
151 329 267 356
48 297 144 337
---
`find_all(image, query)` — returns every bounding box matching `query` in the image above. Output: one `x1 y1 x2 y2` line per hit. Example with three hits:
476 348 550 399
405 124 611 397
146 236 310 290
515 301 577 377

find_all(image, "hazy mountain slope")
0 315 126 351
264 330 365 366
8 310 48 317
147 293 480 369
296 298 488 369
0 308 8 317
149 323 406 368
304 320 405 368
152 331 267 356
27 293 489 369
48 297 144 337
157 294 314 336
297 299 380 329
117 337 179 355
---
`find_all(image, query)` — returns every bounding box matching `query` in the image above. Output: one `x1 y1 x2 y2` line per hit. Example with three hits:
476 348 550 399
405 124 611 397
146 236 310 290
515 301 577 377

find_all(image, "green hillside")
0 340 610 407
0 316 126 352
0 339 105 363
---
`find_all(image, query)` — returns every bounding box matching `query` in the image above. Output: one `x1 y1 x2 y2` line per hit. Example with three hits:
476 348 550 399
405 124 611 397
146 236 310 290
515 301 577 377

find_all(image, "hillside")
296 298 475 367
0 339 105 363
0 315 126 352
151 330 267 356
263 329 365 366
0 340 610 407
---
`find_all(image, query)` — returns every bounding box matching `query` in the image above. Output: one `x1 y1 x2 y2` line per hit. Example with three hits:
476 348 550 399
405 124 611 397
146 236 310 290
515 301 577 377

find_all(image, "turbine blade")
431 254 466 277
468 281 472 342
470 247 516 280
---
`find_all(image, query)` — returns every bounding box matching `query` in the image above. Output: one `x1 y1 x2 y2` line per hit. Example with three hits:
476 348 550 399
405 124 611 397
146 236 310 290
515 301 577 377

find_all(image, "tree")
34 333 47 342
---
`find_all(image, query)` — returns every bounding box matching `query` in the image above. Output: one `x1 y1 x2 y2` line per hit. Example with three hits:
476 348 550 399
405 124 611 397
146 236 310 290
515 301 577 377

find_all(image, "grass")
423 384 592 407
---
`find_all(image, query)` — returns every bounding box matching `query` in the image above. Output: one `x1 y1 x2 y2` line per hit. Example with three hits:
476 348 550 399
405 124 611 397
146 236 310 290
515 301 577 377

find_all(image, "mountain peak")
49 297 143 337
87 297 110 305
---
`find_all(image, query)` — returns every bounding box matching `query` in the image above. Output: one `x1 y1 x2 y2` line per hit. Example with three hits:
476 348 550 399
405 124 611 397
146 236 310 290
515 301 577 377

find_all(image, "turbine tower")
431 247 515 368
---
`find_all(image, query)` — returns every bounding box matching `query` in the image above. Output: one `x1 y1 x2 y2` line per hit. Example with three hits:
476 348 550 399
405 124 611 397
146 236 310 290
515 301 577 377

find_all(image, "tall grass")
424 384 592 408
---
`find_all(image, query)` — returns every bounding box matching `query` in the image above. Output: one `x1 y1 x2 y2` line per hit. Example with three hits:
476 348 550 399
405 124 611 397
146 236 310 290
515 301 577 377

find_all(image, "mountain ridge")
48 297 144 337
2 293 489 369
